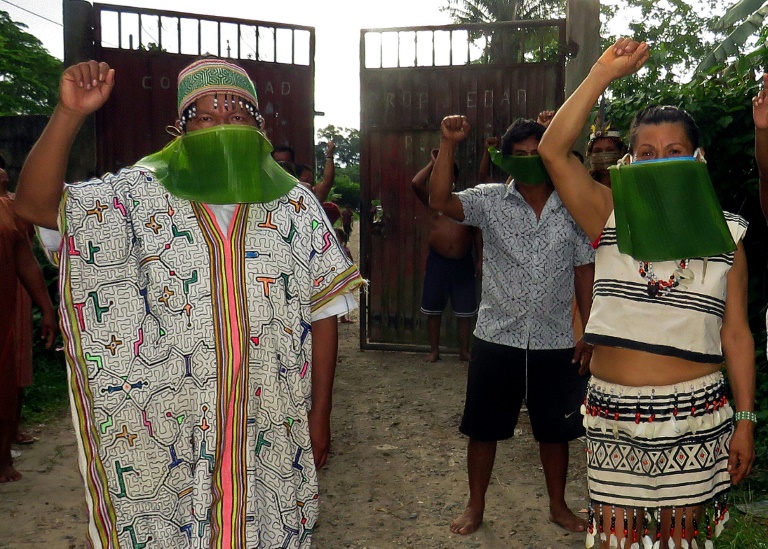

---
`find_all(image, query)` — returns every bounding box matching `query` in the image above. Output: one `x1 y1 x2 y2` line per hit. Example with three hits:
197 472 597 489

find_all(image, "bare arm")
720 242 755 485
411 149 438 207
752 75 768 222
14 234 57 348
313 141 335 203
472 226 483 279
429 116 470 221
15 62 115 229
477 137 498 183
572 262 595 374
308 315 338 469
539 39 649 240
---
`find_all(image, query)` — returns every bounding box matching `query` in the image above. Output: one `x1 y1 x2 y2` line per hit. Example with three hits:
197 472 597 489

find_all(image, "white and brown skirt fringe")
583 372 732 549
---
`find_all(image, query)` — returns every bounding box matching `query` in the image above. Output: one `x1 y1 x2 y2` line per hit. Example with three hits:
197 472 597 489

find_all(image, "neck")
513 180 553 204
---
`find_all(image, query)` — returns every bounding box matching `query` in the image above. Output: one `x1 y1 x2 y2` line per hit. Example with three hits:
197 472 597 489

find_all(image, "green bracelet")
733 410 757 423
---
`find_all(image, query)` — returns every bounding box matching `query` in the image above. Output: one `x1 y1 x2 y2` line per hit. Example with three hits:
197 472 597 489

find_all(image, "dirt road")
0 231 589 548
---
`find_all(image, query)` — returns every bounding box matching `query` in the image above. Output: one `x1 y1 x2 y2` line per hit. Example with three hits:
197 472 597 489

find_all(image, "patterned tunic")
57 168 363 549
457 182 594 349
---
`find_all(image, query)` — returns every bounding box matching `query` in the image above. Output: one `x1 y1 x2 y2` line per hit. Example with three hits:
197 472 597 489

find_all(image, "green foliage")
314 125 360 169
698 0 768 72
22 242 66 425
315 125 361 209
443 0 564 64
0 10 62 115
441 0 564 23
602 0 725 89
330 173 361 209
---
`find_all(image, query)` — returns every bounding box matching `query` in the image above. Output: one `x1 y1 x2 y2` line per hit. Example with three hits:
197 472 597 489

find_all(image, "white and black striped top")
583 211 748 363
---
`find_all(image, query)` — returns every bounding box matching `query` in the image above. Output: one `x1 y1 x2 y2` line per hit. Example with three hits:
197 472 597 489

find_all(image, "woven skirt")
583 372 732 548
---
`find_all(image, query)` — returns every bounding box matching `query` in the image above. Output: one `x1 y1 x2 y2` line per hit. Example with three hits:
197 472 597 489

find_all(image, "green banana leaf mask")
136 125 297 204
488 147 550 186
609 157 735 262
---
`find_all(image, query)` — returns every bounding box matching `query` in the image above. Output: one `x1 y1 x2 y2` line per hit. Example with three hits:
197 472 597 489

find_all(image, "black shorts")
420 249 477 317
459 339 587 444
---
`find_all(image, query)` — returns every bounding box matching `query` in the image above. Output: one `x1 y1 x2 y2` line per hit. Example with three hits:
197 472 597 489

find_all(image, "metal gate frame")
359 20 567 351
91 3 316 175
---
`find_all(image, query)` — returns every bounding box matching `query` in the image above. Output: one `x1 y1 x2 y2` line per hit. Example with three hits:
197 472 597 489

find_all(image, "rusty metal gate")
360 20 567 351
92 3 315 174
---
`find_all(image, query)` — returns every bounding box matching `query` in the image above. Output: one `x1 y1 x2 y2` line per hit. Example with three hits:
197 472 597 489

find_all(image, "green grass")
20 313 68 425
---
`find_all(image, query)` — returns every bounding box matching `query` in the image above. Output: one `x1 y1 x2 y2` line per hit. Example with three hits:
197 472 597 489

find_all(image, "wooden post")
63 0 97 182
565 0 601 154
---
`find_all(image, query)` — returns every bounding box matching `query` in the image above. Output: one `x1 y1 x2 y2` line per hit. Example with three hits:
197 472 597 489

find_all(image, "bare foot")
459 351 471 362
0 464 22 483
450 506 483 535
425 351 441 363
13 431 37 445
549 507 587 532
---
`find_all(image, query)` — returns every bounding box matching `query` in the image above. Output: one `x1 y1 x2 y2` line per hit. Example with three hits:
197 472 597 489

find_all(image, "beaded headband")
177 58 259 117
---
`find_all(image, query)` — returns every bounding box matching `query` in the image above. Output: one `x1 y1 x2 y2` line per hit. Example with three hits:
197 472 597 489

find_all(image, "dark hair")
277 160 297 177
295 163 312 179
334 227 348 244
0 153 5 170
272 145 296 162
453 162 460 180
586 136 627 156
629 105 699 153
500 119 546 155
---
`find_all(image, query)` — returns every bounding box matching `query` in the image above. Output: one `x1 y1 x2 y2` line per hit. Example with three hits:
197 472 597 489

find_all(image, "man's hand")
40 309 57 349
594 38 650 82
60 61 116 117
326 141 336 157
308 404 331 469
753 74 768 131
572 338 593 375
440 115 470 144
536 111 555 128
484 136 499 149
728 421 755 485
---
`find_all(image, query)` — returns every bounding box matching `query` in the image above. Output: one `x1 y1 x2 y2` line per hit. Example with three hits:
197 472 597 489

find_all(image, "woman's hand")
594 38 650 83
728 420 755 485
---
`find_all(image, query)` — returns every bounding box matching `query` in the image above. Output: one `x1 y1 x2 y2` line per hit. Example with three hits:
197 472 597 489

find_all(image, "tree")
697 0 768 72
441 0 564 23
0 10 62 115
314 125 360 169
442 0 565 63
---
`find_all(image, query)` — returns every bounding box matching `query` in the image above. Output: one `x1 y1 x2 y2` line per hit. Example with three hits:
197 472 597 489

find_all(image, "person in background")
412 148 480 362
0 165 56 483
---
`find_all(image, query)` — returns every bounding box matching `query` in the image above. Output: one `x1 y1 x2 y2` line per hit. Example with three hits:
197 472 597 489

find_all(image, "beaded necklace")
638 259 694 297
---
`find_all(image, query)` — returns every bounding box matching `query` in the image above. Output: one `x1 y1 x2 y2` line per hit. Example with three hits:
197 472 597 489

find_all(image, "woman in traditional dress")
539 38 756 549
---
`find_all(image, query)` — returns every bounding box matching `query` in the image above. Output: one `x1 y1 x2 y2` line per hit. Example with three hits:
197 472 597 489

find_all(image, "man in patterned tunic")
429 116 595 536
15 58 363 548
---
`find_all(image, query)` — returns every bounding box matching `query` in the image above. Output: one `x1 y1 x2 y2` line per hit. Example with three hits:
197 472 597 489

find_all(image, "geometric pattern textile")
585 372 732 510
457 183 594 350
57 168 363 548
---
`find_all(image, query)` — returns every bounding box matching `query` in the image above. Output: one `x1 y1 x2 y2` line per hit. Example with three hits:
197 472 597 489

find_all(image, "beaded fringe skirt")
583 372 732 549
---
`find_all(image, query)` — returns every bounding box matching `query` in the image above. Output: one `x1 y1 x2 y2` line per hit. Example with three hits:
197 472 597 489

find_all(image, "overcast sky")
5 0 456 129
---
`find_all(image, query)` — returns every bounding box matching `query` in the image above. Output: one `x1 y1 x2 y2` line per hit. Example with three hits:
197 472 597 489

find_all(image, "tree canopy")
0 10 61 116
441 0 564 23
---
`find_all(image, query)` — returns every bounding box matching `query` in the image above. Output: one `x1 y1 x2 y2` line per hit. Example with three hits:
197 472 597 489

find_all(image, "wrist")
54 104 89 127
734 410 757 424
